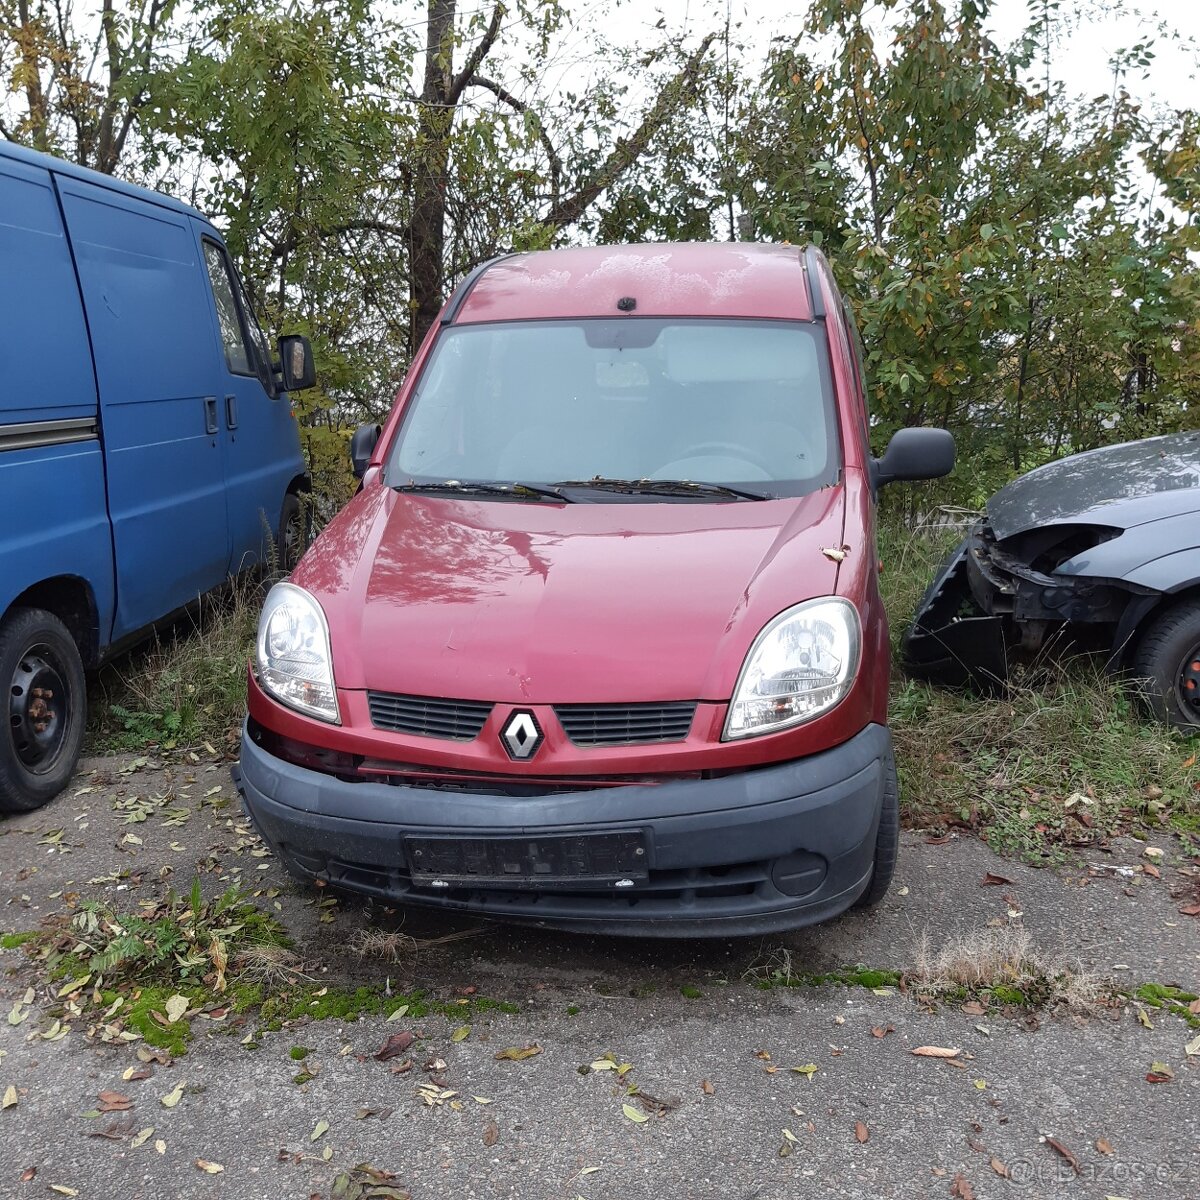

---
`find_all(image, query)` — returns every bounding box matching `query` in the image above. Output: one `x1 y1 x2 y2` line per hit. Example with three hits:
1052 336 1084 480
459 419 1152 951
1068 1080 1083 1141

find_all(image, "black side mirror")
350 423 381 479
873 427 956 487
278 334 317 392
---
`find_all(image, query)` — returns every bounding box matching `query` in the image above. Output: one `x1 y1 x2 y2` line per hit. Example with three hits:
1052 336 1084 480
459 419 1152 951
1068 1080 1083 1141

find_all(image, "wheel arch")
5 576 100 668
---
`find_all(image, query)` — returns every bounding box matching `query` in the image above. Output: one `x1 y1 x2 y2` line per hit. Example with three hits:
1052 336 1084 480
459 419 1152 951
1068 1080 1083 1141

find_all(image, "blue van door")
0 153 114 631
55 176 232 640
194 228 304 573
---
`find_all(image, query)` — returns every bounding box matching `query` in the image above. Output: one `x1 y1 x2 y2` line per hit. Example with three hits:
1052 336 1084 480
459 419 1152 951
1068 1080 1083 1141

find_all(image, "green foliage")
86 580 260 753
65 882 286 990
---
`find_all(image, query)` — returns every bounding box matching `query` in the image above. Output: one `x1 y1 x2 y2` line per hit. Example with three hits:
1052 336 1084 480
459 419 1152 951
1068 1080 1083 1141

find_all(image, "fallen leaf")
621 1103 649 1124
160 1084 184 1108
581 1166 601 1175
321 1145 333 1162
482 1120 499 1147
2 1085 17 1109
48 1188 78 1197
131 1128 154 1148
494 1044 541 1062
97 1090 132 1112
791 1063 819 1079
385 1005 409 1022
374 1031 414 1061
311 1119 329 1142
961 1001 986 1016
1186 1033 1200 1057
451 1025 471 1043
949 1174 975 1199
194 1160 224 1174
854 1120 869 1144
911 1046 960 1058
981 872 1013 886
1180 903 1200 917
870 1025 895 1038
472 1096 493 1104
701 1079 714 1095
1044 1135 1080 1173
154 1139 166 1154
1145 1061 1174 1083
164 995 189 1024
1142 863 1161 879
989 1157 1008 1178
1095 1137 1114 1155
19 1168 34 1182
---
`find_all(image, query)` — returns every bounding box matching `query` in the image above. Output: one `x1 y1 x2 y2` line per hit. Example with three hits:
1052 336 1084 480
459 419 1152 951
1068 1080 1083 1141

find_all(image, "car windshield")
387 318 840 497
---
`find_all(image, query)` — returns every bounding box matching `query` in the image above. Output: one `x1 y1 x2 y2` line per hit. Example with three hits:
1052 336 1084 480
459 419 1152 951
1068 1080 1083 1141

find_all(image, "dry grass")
233 943 314 989
910 924 1105 1013
349 924 486 963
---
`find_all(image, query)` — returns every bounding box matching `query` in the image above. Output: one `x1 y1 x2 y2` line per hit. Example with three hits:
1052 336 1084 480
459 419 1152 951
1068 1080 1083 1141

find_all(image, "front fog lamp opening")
723 599 860 739
255 582 340 724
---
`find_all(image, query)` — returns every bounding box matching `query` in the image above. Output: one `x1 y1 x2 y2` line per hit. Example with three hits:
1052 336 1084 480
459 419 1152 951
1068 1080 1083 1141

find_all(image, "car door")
55 175 231 641
194 226 304 575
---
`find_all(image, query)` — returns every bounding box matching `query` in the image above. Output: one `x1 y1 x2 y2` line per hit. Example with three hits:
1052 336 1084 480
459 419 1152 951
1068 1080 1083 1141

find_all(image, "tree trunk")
409 0 457 355
14 0 50 151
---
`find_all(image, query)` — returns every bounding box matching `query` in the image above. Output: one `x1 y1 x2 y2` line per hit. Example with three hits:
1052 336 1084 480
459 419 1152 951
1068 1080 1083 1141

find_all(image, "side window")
202 240 254 376
841 299 872 444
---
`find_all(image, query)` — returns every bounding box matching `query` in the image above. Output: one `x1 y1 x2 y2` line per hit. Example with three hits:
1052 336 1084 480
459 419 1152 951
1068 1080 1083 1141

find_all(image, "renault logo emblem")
501 710 542 760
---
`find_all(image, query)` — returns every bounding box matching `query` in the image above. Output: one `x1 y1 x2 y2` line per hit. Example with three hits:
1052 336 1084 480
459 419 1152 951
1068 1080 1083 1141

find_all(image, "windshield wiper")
394 479 573 502
553 477 771 501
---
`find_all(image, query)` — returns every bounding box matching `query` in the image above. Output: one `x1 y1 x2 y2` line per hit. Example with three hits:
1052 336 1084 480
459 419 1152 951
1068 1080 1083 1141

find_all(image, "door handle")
203 396 218 435
225 394 238 430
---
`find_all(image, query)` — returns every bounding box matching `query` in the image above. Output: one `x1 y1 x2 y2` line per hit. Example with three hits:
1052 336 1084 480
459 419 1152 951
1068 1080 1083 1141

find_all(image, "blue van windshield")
386 319 839 496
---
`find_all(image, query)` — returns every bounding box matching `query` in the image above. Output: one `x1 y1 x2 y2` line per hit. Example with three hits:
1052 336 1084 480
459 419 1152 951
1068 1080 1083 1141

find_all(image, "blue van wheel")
0 608 86 813
279 492 308 575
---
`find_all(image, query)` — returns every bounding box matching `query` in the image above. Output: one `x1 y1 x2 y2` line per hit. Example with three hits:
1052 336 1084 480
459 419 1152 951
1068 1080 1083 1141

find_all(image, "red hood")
293 485 846 704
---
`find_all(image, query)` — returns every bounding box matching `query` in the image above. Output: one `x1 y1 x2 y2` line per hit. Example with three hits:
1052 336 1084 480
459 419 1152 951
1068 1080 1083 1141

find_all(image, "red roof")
453 242 816 324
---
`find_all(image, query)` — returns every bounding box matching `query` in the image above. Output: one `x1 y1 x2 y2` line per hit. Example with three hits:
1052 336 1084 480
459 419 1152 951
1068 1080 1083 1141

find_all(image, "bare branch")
447 1 502 105
469 75 561 210
541 33 716 232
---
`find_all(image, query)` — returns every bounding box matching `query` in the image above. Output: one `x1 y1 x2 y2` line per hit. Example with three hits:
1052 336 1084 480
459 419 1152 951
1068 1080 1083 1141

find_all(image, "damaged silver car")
902 431 1200 730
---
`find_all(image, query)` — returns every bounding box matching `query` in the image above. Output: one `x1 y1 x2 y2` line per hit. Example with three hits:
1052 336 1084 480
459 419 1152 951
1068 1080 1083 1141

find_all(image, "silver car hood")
987 431 1200 540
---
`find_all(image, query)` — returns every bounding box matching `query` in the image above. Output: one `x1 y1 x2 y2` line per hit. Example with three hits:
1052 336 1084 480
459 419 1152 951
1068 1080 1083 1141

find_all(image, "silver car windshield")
387 318 840 496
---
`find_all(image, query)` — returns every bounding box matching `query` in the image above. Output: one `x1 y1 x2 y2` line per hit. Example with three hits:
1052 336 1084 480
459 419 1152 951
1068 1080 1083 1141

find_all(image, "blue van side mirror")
278 335 317 392
350 423 381 479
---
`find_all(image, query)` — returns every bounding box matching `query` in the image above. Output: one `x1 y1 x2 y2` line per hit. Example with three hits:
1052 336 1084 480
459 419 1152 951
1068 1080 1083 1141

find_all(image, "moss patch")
1133 982 1200 1028
0 932 36 951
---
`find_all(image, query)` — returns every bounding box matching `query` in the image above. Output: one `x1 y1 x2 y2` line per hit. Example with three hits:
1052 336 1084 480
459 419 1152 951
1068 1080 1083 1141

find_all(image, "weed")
86 577 263 755
348 924 484 963
743 947 901 991
910 925 1104 1012
44 880 287 993
680 984 702 999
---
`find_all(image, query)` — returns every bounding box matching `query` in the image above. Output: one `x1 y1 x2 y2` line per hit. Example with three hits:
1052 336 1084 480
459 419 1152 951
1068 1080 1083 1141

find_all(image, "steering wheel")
669 441 775 474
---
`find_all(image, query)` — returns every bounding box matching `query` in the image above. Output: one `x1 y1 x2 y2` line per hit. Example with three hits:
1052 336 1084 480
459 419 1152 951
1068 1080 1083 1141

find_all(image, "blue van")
0 142 316 813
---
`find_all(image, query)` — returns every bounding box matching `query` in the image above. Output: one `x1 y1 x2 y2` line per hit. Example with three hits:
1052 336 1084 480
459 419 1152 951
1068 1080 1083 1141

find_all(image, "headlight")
723 598 861 739
255 582 340 723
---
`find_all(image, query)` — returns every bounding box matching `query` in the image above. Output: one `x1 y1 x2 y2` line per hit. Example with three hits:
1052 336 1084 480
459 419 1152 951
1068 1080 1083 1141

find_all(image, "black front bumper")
232 721 894 937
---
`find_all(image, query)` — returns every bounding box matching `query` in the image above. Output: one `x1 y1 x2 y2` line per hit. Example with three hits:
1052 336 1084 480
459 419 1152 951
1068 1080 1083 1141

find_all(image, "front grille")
367 691 493 741
554 702 697 746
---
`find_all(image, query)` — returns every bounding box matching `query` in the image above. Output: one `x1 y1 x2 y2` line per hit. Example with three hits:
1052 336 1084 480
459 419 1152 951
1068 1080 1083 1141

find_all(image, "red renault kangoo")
233 243 954 936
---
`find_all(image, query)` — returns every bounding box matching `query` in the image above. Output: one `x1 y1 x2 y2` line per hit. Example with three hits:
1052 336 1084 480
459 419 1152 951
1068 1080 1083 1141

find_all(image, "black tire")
278 492 309 575
0 607 87 813
1131 598 1200 732
854 744 899 908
